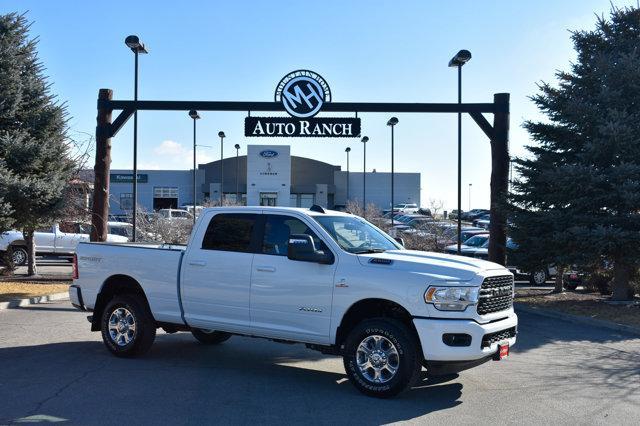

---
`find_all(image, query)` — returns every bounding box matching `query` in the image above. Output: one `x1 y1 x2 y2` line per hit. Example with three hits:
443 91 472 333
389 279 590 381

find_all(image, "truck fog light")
442 333 472 347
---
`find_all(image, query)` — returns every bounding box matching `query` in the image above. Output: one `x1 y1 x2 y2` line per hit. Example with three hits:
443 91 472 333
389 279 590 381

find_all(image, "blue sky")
2 0 634 210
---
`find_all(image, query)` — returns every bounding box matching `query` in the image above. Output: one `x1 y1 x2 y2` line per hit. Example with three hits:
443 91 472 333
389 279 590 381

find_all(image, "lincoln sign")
244 70 361 138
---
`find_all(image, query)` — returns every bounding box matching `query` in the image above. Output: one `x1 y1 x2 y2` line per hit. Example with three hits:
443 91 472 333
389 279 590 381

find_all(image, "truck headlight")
424 286 479 311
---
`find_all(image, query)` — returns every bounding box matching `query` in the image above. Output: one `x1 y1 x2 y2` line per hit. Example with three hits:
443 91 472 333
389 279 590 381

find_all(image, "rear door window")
202 213 259 253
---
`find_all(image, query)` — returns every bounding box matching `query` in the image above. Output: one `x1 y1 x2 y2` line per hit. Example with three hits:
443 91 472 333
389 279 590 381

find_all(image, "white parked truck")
0 222 128 266
70 206 517 398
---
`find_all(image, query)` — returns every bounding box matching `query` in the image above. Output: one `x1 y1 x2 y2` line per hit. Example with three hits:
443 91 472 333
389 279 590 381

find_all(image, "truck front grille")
481 326 517 348
477 275 513 315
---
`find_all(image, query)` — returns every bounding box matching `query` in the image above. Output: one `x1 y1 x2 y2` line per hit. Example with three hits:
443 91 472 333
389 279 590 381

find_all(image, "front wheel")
343 319 422 398
10 246 28 266
191 328 232 345
530 269 548 286
101 295 156 357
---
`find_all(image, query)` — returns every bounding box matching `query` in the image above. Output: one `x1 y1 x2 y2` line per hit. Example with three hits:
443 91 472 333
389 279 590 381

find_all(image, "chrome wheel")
11 248 27 266
532 270 547 285
356 335 400 384
108 307 137 347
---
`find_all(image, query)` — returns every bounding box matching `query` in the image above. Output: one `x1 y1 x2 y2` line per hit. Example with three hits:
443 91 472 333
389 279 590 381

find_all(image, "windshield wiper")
352 248 387 254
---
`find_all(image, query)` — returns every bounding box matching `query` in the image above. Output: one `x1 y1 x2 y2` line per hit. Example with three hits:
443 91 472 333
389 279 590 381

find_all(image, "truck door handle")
188 260 207 267
256 266 276 272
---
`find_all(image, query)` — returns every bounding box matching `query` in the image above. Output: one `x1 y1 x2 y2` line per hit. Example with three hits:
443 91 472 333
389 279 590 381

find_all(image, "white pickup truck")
70 206 517 398
1 222 129 266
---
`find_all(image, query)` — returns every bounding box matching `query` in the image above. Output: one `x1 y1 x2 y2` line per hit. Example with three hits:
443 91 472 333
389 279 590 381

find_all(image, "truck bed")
75 241 186 324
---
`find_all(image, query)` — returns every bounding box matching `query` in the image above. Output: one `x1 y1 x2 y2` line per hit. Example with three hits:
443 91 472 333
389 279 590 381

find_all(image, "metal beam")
98 100 505 114
109 108 134 137
469 111 495 140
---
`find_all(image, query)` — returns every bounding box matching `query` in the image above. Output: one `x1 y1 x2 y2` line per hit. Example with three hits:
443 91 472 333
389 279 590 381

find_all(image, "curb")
0 292 69 310
514 302 640 337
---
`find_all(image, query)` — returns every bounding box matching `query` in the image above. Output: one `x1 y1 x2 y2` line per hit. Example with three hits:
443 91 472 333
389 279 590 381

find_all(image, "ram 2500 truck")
70 206 517 398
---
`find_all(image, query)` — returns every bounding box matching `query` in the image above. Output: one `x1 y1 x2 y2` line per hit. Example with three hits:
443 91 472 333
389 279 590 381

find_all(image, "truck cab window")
202 214 258 252
262 215 328 256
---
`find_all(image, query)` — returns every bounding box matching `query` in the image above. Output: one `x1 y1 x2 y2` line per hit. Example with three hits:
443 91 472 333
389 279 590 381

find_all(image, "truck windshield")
313 216 403 254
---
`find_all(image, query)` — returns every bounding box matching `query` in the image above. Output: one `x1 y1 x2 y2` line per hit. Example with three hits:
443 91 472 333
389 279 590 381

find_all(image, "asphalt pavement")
0 301 638 425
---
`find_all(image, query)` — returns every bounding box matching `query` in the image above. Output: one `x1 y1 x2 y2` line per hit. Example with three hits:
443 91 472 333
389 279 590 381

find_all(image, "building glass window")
154 187 178 198
260 192 278 207
120 193 133 211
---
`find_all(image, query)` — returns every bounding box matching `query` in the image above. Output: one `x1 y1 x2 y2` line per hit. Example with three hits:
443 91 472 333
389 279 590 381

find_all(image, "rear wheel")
342 319 421 398
101 295 156 357
530 269 547 286
191 328 232 345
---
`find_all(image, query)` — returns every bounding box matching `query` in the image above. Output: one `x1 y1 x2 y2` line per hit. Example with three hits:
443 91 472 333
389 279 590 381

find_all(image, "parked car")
392 203 419 213
444 234 490 256
471 238 556 285
472 214 490 228
462 209 490 222
0 222 128 266
157 208 193 221
70 205 517 398
563 270 584 291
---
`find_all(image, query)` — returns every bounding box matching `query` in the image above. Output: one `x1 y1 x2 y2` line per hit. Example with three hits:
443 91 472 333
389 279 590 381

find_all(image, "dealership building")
102 145 420 215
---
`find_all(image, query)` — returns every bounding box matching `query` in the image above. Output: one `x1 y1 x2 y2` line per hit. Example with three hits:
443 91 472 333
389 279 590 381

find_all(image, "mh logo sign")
275 70 331 118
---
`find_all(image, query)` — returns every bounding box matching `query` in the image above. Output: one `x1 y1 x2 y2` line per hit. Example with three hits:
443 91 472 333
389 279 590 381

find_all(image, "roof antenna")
309 204 326 213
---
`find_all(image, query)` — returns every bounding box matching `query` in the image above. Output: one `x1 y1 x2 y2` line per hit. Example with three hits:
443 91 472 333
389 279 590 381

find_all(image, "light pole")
468 183 472 211
189 110 200 225
361 136 369 218
124 35 148 242
234 143 240 203
218 131 226 205
345 147 351 203
387 117 398 226
449 49 472 254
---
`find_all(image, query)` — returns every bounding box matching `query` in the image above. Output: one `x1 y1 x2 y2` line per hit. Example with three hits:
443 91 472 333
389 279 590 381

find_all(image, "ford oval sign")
259 150 279 159
275 70 332 118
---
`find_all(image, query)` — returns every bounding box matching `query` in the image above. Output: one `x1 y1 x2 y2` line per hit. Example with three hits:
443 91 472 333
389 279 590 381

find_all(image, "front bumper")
413 312 517 362
69 285 85 311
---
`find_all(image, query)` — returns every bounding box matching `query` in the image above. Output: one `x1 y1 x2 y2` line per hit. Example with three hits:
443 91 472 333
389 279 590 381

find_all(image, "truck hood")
356 249 506 281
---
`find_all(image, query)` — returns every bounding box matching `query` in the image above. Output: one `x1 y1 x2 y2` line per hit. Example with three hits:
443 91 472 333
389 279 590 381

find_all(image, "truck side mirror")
287 234 333 264
394 237 405 247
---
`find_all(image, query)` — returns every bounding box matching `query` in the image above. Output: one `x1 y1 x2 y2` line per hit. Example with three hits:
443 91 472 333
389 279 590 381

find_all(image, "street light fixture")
345 147 351 203
218 131 226 205
124 35 148 242
361 136 369 218
189 110 201 225
449 49 471 254
234 143 241 203
468 183 472 211
387 117 399 227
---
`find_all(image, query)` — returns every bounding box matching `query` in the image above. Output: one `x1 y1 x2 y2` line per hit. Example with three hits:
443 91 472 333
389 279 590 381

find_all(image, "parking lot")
0 301 638 425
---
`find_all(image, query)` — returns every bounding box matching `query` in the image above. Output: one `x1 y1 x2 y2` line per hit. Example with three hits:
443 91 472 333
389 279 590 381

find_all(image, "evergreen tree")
510 7 640 300
0 13 75 275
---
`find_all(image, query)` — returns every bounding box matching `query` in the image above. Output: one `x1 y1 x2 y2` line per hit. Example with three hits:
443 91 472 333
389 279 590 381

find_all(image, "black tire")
10 246 28 266
191 328 232 345
100 295 156 357
342 319 422 398
529 269 548 286
564 282 578 291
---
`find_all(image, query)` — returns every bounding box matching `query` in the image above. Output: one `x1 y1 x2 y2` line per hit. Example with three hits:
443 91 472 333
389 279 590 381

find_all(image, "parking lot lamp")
124 35 148 242
218 131 226 204
468 183 472 212
235 144 240 203
345 147 351 202
449 49 472 254
387 117 399 226
361 136 369 218
189 110 201 225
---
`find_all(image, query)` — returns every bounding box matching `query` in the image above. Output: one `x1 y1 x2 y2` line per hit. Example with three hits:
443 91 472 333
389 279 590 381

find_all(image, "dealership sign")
245 70 361 138
110 173 148 183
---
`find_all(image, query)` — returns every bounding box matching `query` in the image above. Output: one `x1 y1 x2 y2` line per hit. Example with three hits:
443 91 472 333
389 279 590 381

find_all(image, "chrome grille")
477 275 513 315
